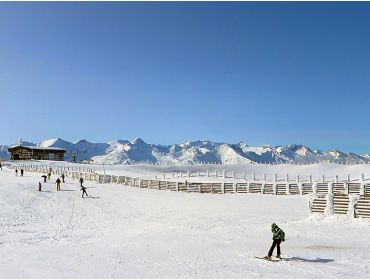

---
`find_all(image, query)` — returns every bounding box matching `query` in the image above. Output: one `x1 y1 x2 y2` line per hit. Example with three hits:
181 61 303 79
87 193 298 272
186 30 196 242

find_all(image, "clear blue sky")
0 2 369 153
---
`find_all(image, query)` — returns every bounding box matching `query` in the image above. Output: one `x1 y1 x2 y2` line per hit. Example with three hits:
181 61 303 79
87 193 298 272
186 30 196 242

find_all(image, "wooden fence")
10 163 370 219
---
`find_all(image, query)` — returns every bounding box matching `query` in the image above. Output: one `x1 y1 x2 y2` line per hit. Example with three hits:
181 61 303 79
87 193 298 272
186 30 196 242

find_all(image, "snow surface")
16 160 370 183
1 165 370 278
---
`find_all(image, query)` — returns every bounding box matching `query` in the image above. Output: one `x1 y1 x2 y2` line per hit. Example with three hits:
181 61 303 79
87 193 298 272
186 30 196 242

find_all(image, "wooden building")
8 145 66 161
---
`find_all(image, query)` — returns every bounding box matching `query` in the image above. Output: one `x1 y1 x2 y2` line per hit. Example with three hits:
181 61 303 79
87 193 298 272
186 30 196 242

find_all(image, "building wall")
10 148 65 161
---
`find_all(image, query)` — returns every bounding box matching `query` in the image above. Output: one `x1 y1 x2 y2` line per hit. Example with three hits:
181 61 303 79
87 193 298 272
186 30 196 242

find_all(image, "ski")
254 256 280 262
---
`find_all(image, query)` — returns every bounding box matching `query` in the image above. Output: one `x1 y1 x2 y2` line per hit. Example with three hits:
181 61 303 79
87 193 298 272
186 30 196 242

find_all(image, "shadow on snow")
284 257 334 263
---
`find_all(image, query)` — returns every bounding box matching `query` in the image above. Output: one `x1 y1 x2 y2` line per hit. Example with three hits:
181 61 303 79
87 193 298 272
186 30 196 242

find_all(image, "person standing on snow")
56 177 61 191
266 223 285 260
80 185 88 198
20 169 24 176
15 168 18 176
38 182 42 192
79 177 84 187
61 173 65 183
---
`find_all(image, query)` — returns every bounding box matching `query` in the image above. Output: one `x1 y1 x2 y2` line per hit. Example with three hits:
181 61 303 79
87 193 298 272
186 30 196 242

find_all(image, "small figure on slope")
61 173 65 183
47 172 51 181
56 177 61 191
81 185 88 198
20 169 24 176
266 223 285 260
38 182 42 192
79 177 84 187
15 168 18 176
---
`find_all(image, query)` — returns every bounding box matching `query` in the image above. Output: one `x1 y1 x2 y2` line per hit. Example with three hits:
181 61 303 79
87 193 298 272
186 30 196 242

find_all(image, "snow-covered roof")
8 145 66 152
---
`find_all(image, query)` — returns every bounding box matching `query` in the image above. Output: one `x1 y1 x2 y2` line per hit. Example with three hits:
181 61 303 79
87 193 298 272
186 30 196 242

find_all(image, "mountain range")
0 138 369 164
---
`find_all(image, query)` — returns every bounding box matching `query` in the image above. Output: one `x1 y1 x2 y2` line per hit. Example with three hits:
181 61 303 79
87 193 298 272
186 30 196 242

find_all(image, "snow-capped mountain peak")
0 138 369 164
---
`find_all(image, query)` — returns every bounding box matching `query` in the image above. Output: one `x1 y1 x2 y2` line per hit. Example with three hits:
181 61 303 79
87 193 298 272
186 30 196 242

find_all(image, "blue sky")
0 2 369 153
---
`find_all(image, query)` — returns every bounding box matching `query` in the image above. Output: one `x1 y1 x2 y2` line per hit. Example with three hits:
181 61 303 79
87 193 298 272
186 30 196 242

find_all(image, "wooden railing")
9 163 370 219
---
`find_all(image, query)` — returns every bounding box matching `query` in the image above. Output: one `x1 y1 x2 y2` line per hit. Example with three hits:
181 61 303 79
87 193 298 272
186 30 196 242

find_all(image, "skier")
61 173 65 183
47 172 51 180
80 184 88 198
15 168 18 176
41 175 47 183
266 223 285 260
79 177 84 187
38 182 42 192
56 177 61 191
20 169 24 176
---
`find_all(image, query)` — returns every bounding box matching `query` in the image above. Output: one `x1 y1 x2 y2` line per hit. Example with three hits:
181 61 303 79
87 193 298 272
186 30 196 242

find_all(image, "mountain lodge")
8 145 66 161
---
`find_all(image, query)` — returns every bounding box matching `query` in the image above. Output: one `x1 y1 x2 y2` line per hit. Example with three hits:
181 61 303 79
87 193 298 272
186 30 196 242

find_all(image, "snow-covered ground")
1 165 370 278
13 160 370 182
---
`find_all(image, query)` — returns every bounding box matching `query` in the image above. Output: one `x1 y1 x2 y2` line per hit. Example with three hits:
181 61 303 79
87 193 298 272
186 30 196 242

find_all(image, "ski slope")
0 166 370 278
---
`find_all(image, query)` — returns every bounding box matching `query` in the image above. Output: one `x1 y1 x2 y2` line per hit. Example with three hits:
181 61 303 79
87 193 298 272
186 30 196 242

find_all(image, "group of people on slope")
38 172 89 198
15 168 24 176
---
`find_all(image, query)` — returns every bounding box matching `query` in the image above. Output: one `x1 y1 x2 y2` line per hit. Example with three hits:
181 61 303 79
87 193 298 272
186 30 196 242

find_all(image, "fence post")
329 182 333 194
273 183 277 195
176 182 180 192
325 193 334 216
222 182 225 194
312 182 317 195
348 194 360 218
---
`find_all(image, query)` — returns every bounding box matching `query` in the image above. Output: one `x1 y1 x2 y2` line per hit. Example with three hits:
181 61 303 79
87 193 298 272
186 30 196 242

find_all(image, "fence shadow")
283 257 334 263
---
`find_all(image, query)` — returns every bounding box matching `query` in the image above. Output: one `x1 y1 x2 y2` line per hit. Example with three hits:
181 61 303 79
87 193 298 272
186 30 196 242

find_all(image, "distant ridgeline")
0 138 369 165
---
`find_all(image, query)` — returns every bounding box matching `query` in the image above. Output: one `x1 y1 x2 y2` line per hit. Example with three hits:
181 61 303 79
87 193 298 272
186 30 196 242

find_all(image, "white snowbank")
0 166 370 278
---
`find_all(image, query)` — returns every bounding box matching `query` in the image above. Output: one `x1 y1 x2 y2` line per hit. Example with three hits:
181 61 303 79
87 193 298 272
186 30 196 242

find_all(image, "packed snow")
0 163 370 278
